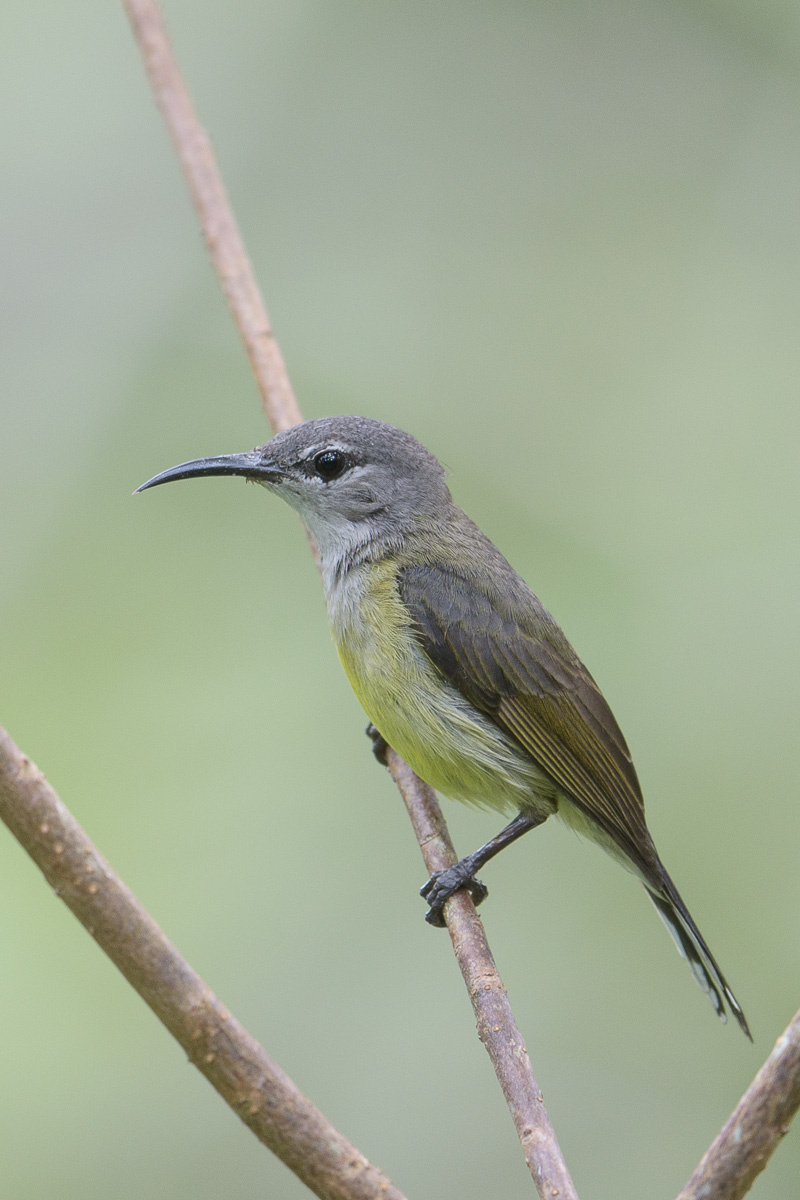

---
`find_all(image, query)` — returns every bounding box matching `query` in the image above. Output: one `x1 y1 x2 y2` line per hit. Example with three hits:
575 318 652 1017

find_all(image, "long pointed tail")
646 870 751 1040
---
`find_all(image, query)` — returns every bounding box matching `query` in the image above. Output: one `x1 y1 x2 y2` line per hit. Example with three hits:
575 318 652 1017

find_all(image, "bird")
137 415 750 1037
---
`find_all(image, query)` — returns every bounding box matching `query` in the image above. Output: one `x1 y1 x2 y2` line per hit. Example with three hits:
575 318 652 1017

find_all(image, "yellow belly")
330 559 556 819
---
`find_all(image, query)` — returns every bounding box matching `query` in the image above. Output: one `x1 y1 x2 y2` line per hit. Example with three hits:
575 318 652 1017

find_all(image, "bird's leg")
421 811 546 927
365 723 389 766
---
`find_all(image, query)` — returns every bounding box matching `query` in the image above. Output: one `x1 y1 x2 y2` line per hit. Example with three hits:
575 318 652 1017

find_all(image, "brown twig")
122 0 300 433
387 752 578 1200
120 0 577 1194
0 726 406 1200
676 1007 800 1200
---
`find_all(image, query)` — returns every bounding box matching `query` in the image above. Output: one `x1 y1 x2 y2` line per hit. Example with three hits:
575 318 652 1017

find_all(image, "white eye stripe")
299 443 349 462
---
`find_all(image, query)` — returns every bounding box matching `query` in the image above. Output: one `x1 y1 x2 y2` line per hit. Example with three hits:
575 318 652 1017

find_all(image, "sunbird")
138 416 750 1037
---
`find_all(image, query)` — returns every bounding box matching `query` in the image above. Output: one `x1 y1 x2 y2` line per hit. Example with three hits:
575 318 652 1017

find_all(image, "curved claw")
365 723 389 766
420 864 489 926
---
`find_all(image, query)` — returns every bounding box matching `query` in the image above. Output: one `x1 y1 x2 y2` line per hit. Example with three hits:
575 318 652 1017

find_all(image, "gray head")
136 416 452 560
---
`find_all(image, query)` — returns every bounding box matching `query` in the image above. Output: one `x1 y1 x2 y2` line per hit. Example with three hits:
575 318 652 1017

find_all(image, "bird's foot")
420 863 489 927
365 723 389 766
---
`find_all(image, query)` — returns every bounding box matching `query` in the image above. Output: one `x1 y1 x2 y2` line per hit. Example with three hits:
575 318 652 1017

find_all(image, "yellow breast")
328 558 554 818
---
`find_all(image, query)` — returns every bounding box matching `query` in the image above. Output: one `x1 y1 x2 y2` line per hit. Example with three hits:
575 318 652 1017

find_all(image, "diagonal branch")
0 725 406 1200
387 752 577 1199
123 0 300 434
676 1006 800 1200
120 0 582 1195
121 0 578 1195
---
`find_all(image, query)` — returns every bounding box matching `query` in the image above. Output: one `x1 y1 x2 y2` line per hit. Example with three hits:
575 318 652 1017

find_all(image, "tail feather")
646 872 751 1041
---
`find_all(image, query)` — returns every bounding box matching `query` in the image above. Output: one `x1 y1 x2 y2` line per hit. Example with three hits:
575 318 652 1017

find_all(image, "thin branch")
676 1007 800 1200
122 0 300 433
121 0 576 1195
387 752 578 1200
0 726 406 1200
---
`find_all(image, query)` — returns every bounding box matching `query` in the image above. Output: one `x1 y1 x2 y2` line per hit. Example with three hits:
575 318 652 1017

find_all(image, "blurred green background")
1 1 798 1196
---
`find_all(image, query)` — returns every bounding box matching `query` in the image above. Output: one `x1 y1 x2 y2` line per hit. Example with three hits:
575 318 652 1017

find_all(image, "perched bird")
137 416 750 1036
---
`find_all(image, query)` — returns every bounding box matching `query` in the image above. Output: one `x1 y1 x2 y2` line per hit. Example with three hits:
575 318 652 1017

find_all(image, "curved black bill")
135 451 282 494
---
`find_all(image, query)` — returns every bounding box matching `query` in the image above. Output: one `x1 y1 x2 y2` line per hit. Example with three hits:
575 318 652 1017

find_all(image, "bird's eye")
313 450 348 480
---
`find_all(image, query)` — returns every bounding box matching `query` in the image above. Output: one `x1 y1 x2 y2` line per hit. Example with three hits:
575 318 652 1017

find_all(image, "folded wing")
399 561 658 880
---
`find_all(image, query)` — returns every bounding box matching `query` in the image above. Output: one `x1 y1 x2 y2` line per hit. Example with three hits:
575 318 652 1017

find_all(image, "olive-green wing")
399 562 656 878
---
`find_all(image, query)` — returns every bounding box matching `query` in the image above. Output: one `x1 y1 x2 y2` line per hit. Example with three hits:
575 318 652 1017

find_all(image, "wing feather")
399 562 657 877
